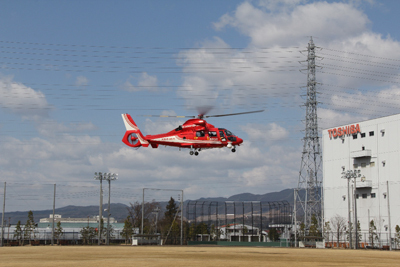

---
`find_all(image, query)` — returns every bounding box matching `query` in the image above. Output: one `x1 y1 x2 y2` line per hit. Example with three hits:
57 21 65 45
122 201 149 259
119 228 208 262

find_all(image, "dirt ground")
1 245 400 267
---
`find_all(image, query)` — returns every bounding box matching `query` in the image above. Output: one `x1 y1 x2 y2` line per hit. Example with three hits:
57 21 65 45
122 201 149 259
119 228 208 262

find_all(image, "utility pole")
296 37 323 234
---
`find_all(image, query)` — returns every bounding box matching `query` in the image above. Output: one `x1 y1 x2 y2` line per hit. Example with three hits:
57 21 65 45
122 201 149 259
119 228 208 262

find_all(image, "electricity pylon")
296 37 323 235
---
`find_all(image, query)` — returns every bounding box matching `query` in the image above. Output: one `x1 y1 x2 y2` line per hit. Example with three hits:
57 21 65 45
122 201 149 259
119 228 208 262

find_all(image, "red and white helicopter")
121 110 263 156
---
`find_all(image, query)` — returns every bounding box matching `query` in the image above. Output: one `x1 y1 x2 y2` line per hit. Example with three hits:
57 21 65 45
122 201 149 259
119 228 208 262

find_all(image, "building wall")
323 113 400 236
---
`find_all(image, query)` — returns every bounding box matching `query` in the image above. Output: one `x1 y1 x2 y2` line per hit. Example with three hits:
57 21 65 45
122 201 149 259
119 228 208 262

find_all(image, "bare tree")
331 215 346 246
323 221 332 243
127 200 160 234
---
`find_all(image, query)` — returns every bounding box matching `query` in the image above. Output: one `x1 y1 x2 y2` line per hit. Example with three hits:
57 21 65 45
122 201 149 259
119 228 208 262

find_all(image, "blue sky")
1 0 400 211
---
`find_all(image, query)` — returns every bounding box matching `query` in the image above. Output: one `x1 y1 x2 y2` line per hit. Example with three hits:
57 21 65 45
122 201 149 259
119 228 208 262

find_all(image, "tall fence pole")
294 189 297 247
142 188 144 235
1 182 6 247
180 190 183 245
387 181 392 250
52 184 56 246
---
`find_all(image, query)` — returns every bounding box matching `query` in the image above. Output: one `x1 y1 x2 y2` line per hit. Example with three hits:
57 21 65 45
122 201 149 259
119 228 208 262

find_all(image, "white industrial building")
322 113 400 247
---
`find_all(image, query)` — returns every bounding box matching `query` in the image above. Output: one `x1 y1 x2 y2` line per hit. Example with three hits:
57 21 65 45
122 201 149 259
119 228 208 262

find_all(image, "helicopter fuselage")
122 114 243 155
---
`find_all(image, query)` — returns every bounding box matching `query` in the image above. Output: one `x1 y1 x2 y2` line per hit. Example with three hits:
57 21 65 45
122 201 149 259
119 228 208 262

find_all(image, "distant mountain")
3 188 300 224
192 188 296 203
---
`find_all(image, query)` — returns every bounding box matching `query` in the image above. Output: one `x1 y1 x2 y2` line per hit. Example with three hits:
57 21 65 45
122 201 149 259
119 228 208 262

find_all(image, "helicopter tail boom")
121 114 149 147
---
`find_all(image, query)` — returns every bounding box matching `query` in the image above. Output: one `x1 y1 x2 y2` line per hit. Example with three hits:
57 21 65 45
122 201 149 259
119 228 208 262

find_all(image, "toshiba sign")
328 124 360 138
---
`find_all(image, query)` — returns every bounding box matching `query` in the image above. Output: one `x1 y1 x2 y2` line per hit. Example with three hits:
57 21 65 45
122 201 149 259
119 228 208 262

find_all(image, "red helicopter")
121 110 263 156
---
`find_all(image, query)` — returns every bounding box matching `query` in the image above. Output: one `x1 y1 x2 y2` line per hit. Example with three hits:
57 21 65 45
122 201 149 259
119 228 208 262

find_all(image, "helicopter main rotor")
142 109 264 119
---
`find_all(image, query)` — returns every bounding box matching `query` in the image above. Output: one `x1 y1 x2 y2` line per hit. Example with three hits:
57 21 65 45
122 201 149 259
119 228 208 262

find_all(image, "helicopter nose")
237 137 243 144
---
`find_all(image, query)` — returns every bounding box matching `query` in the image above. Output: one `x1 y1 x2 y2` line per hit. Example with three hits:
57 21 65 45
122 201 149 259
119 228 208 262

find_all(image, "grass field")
1 245 400 267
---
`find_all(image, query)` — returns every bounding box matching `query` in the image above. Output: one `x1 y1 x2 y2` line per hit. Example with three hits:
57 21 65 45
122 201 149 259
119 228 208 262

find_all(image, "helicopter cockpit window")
175 125 182 131
219 130 226 141
224 130 234 136
196 130 205 137
209 131 217 137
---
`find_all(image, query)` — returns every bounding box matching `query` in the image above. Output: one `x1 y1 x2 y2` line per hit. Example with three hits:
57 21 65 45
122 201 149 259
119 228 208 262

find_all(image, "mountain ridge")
3 188 296 224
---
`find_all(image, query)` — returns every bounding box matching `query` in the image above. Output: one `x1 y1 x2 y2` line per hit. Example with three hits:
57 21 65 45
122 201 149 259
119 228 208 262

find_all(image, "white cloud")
0 75 51 117
75 76 89 87
257 0 306 12
319 108 368 130
241 122 289 145
214 1 370 47
176 36 302 109
144 117 184 135
122 72 159 92
35 120 97 138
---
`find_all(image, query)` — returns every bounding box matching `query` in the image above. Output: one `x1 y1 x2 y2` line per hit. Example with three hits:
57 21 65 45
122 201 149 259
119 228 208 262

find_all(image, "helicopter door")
195 130 207 140
219 130 226 142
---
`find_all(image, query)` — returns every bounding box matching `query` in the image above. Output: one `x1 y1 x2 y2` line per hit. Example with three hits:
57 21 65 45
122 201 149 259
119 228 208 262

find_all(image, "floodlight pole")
354 174 359 249
95 172 117 246
94 172 104 245
105 173 118 245
342 169 361 249
341 171 352 249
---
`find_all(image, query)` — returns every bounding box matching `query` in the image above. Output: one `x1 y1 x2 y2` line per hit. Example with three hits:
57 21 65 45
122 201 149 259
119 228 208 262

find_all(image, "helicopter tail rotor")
121 114 149 147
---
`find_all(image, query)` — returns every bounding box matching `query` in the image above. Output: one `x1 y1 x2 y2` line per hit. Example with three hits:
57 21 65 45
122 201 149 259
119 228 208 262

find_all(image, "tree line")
13 210 63 245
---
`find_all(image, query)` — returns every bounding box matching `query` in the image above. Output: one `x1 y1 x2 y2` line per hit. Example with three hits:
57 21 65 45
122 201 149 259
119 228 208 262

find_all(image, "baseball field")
1 245 400 266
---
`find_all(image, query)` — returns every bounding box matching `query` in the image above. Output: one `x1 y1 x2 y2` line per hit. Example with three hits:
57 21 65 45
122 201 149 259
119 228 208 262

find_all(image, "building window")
356 194 359 199
371 193 376 198
353 164 358 169
370 162 375 167
361 163 366 168
361 133 366 138
362 193 368 199
369 131 374 136
353 134 358 139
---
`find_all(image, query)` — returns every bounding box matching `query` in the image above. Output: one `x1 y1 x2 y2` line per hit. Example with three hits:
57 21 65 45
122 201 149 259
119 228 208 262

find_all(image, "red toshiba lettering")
355 124 360 133
343 126 348 135
329 124 361 139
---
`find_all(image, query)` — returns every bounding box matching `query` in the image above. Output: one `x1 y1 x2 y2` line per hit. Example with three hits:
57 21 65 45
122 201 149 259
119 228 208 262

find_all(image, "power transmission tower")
296 37 323 235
